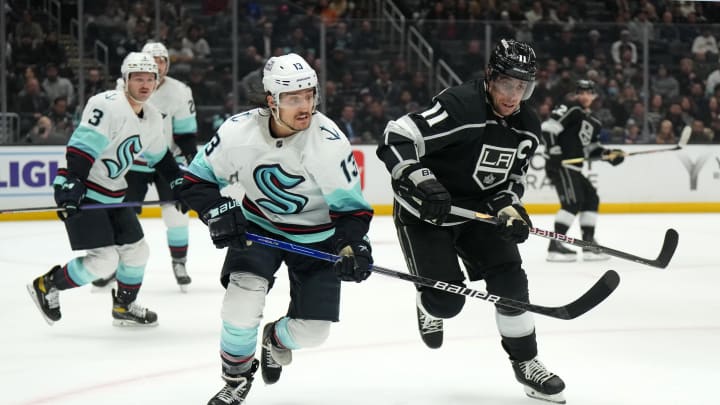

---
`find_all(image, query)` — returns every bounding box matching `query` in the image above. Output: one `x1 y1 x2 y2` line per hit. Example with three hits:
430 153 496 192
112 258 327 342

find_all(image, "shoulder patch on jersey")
320 125 341 140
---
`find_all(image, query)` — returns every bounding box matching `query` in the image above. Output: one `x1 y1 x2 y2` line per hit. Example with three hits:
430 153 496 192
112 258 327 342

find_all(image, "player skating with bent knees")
377 39 566 403
176 53 374 404
27 52 184 327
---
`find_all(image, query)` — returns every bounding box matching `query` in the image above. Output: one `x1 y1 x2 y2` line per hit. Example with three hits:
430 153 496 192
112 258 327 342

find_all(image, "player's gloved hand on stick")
169 176 190 213
393 163 451 224
202 198 250 250
54 175 86 220
496 204 532 243
334 239 373 282
602 149 625 166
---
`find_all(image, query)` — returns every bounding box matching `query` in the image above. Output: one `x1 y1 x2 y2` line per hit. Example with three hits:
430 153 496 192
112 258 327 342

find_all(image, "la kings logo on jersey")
473 145 516 190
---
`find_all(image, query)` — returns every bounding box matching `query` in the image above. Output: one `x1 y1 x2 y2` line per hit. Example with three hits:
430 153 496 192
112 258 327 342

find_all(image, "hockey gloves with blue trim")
203 198 250 250
602 149 625 166
484 194 532 244
54 175 86 220
334 239 373 283
393 164 452 224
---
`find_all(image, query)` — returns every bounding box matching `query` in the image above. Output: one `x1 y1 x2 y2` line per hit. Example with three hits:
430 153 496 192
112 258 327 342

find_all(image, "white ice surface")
1 213 718 405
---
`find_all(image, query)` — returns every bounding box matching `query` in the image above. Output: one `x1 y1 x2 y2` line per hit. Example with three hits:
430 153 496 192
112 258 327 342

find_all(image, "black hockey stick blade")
450 206 679 269
370 265 620 320
245 232 620 320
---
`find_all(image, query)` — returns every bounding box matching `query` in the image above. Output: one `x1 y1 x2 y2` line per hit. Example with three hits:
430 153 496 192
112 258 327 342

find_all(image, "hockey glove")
393 164 451 224
602 149 625 166
334 239 373 282
495 204 532 244
169 176 190 214
54 175 86 220
203 198 250 250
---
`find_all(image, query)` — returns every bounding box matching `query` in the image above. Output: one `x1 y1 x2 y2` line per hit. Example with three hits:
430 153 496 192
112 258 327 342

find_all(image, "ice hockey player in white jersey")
27 52 184 327
92 42 198 291
177 53 374 405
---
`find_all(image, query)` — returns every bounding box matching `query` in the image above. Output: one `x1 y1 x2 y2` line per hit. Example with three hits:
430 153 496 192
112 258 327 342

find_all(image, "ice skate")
416 292 443 349
91 271 116 291
261 321 291 384
582 242 610 261
546 240 577 262
111 289 158 327
27 266 62 325
511 357 566 404
172 258 192 292
208 359 259 405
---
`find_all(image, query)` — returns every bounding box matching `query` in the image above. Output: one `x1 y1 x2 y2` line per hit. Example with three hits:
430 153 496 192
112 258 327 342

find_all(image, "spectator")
12 34 42 72
168 37 194 75
524 1 545 29
610 30 637 64
16 77 50 121
323 80 343 119
359 100 389 143
368 68 402 106
627 9 654 43
32 96 74 144
14 10 44 46
676 58 698 96
125 1 152 37
691 27 718 58
182 25 211 61
623 118 642 144
655 119 677 144
24 116 62 145
705 65 720 98
37 31 67 68
327 21 353 51
334 104 362 144
455 39 485 80
652 65 680 100
688 119 714 143
353 20 379 51
238 45 264 79
665 100 692 136
655 10 680 45
188 67 220 106
253 21 279 59
42 63 74 108
406 71 429 107
338 71 359 105
85 67 106 96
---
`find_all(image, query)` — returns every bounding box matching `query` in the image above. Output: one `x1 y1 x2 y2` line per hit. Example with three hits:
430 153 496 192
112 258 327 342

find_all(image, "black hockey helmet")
576 79 596 93
487 39 537 82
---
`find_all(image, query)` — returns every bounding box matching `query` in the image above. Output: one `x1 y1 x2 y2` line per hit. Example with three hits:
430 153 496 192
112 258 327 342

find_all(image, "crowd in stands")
3 0 720 146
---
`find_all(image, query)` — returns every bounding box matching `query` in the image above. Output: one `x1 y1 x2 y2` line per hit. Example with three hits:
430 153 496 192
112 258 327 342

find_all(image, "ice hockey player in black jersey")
377 39 566 403
541 79 624 262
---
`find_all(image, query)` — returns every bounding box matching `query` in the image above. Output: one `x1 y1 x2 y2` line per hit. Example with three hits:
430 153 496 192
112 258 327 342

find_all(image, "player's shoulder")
433 79 486 124
310 112 351 148
513 103 541 135
216 108 266 138
87 90 124 109
164 76 192 93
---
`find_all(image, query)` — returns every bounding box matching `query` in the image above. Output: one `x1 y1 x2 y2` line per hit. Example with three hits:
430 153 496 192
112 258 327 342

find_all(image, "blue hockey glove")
54 175 86 220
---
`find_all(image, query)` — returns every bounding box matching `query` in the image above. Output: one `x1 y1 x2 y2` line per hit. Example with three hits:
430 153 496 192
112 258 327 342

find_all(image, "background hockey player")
92 41 198 291
26 52 184 327
177 53 374 405
376 39 566 403
541 79 625 262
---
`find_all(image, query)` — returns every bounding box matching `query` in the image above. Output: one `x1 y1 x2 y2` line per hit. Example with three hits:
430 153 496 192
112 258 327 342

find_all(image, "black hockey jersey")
540 102 603 168
376 79 540 221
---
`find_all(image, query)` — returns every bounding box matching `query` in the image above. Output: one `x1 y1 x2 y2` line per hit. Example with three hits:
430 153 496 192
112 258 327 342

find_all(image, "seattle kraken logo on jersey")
103 135 142 179
254 164 308 214
473 145 516 190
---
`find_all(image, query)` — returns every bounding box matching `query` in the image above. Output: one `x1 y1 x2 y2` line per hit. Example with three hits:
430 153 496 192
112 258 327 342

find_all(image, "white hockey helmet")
262 53 318 109
121 52 158 83
141 42 170 73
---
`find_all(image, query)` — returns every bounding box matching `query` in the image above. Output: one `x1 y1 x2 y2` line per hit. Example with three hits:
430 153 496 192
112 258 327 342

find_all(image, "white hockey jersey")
186 108 372 244
129 76 197 171
56 90 169 203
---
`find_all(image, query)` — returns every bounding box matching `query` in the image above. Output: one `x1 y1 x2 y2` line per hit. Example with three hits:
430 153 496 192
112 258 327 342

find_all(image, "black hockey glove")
54 175 86 220
169 176 190 214
334 239 373 282
602 149 625 166
393 164 451 224
495 204 533 244
203 198 250 250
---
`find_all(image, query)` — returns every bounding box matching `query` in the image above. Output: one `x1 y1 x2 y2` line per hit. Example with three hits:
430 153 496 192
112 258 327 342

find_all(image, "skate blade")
178 284 189 293
546 253 578 262
583 252 611 261
112 319 159 327
524 386 566 404
26 284 55 326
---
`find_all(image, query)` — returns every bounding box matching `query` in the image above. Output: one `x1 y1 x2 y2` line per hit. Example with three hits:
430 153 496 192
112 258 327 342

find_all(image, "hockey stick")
0 200 174 214
245 232 620 320
562 125 692 165
450 206 678 269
